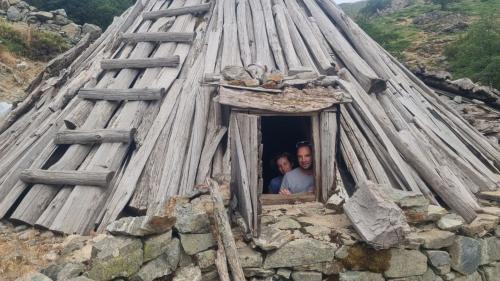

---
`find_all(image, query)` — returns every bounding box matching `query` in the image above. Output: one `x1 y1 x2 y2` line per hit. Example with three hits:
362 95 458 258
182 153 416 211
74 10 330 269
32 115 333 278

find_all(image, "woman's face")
277 157 292 175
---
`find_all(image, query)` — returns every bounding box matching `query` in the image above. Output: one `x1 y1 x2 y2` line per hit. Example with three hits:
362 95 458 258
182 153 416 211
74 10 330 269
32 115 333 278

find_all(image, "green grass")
0 19 70 61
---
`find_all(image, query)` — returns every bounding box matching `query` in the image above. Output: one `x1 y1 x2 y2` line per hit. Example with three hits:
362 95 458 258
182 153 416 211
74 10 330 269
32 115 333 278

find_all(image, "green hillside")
344 0 500 88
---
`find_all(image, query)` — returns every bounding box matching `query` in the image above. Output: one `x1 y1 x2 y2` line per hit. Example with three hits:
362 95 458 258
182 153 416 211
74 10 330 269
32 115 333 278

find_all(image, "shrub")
361 0 393 16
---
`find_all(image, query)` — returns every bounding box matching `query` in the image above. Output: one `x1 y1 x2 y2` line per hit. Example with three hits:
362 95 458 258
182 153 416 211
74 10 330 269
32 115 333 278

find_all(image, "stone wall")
0 0 101 43
8 189 500 281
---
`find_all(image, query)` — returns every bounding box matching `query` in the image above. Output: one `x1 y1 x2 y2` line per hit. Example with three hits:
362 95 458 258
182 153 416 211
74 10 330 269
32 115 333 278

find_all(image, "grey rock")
427 205 448 221
271 217 301 230
14 273 52 281
40 231 55 239
384 249 428 278
87 236 143 281
243 267 275 278
179 232 216 255
67 277 94 281
201 270 219 281
303 225 331 240
461 214 499 237
106 216 153 236
408 229 455 249
131 254 172 281
480 237 500 265
41 264 65 280
165 238 182 269
18 229 38 240
276 268 292 279
263 239 336 268
194 249 216 271
61 23 81 39
390 269 443 281
30 11 53 20
480 262 500 281
6 6 21 21
53 14 70 25
51 9 67 16
438 214 465 231
253 225 293 251
291 271 322 281
143 230 172 262
57 262 85 280
14 224 28 232
81 23 101 39
222 65 253 81
238 246 263 268
9 0 21 5
454 271 481 281
448 236 481 275
173 265 202 281
175 202 210 233
339 271 384 281
335 245 350 260
425 250 451 267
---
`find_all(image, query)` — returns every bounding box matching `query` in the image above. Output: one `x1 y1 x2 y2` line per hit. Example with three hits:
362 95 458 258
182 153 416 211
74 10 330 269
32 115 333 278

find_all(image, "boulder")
339 271 384 281
462 214 499 237
326 194 344 210
263 239 336 268
479 237 500 265
179 232 216 255
237 246 263 268
53 14 70 25
87 236 143 281
56 262 85 280
270 217 301 230
165 238 182 269
291 271 322 281
253 225 293 251
175 202 210 233
30 11 53 21
384 249 428 278
303 225 331 241
172 265 202 281
51 8 67 17
14 273 52 281
427 205 448 221
408 229 455 249
143 230 172 262
448 236 481 275
61 23 81 39
131 254 172 281
424 250 451 267
7 6 21 21
438 213 465 231
106 216 155 236
344 181 410 249
82 23 102 39
480 262 500 281
194 249 216 271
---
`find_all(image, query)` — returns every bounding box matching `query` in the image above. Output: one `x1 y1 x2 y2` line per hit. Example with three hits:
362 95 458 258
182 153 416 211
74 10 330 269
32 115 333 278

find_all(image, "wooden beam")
143 3 211 20
20 169 115 187
101 56 180 70
119 32 194 43
260 193 316 205
78 88 165 101
54 129 136 145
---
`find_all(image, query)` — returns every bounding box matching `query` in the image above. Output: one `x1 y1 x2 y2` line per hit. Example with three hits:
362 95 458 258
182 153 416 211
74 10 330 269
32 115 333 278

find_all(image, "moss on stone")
341 244 391 273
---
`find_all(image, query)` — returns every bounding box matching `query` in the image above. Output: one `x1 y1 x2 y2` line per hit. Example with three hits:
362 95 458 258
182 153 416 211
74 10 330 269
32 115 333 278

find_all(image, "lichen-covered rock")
291 271 322 281
276 268 292 279
14 273 52 281
448 236 481 275
165 238 182 269
143 231 172 262
271 217 301 230
86 237 143 281
480 262 500 281
339 271 384 281
454 271 482 281
243 267 275 278
263 239 336 268
384 249 428 278
81 23 101 38
253 225 293 251
201 270 219 281
237 246 263 268
408 229 455 249
106 216 152 237
130 254 172 281
57 262 85 280
61 23 81 39
462 214 499 237
304 225 331 241
6 6 21 21
179 233 215 255
427 205 448 221
194 249 216 271
424 250 451 267
175 203 210 234
438 214 464 231
172 265 202 281
29 11 53 20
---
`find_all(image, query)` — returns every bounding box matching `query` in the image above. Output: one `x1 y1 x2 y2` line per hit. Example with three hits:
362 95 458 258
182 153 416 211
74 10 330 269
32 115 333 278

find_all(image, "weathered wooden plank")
78 88 165 101
119 32 194 43
320 110 338 202
54 129 136 145
261 0 286 72
272 4 301 70
248 0 274 69
260 193 316 205
143 3 211 20
218 86 345 113
20 169 114 187
101 56 180 70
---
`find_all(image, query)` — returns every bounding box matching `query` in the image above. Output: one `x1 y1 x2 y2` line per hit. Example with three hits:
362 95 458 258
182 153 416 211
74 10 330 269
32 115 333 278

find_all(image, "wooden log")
344 180 410 249
195 126 227 185
248 0 275 69
207 179 246 281
284 0 336 74
119 32 194 43
320 110 338 202
54 129 136 145
260 193 316 205
143 3 211 20
272 4 301 70
78 88 165 101
260 0 287 72
221 0 242 68
101 56 180 70
236 0 252 67
20 169 114 188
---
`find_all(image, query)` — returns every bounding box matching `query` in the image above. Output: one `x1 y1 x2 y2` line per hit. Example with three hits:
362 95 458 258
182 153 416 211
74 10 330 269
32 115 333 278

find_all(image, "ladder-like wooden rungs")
143 3 211 20
101 56 180 70
20 169 115 188
119 32 194 43
78 88 165 101
54 129 136 145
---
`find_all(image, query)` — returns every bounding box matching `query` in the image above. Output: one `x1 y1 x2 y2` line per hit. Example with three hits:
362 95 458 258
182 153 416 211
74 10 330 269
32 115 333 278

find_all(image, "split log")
78 88 165 101
119 32 194 43
101 56 180 70
207 179 246 281
248 0 275 69
54 129 136 145
143 3 211 20
236 0 252 67
344 180 410 249
260 0 287 72
20 169 114 188
272 4 301 70
221 0 242 67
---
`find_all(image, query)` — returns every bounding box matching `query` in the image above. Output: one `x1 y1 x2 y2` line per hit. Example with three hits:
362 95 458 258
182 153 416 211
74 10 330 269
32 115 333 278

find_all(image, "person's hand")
279 188 292 195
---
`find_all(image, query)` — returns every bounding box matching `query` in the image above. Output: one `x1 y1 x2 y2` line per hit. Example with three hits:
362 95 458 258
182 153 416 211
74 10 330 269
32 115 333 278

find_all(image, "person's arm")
279 175 292 195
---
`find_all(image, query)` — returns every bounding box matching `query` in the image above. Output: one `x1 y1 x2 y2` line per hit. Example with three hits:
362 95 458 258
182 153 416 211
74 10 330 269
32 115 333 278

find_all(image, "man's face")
297 146 313 170
277 157 292 175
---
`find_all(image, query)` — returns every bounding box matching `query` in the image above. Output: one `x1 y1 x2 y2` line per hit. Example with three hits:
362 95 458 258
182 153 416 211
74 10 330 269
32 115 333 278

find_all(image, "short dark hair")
296 140 313 150
271 152 294 171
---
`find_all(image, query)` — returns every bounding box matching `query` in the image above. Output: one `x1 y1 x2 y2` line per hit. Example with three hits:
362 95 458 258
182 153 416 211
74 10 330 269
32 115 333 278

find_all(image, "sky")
335 0 364 4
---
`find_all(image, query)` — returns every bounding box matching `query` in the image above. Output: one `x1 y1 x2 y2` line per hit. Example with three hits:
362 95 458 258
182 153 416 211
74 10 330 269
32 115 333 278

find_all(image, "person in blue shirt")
268 152 294 194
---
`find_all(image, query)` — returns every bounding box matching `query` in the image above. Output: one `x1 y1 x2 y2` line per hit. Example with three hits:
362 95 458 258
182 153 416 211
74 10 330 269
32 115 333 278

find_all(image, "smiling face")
297 146 313 170
276 156 292 175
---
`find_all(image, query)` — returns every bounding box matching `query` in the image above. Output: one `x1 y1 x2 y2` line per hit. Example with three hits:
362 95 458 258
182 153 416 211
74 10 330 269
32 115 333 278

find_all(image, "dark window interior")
261 116 312 194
